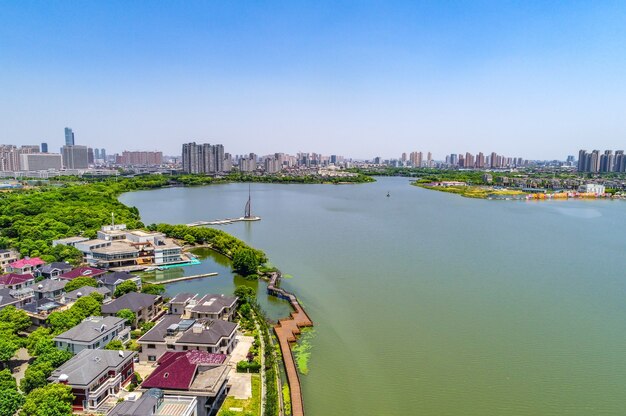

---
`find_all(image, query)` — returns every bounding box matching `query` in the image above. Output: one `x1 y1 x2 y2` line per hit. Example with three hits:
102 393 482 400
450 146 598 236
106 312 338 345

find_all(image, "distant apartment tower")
20 153 63 171
120 151 163 166
61 145 89 169
182 142 227 174
0 145 39 171
64 127 75 146
41 142 48 153
88 147 95 164
101 148 106 161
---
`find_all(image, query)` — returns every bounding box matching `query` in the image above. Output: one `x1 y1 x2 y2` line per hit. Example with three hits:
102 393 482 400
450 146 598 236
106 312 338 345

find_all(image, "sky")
1 1 626 160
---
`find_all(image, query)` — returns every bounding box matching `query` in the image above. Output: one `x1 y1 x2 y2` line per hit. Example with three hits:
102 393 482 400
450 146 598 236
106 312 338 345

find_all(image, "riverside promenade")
267 273 313 416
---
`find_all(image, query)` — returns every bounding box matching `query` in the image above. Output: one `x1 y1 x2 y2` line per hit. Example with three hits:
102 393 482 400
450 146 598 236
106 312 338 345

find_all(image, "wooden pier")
186 216 261 227
157 272 218 284
267 273 313 416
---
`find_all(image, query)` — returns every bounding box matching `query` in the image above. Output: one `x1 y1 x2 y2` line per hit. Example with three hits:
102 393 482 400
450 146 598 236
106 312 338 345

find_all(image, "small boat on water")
386 191 390 197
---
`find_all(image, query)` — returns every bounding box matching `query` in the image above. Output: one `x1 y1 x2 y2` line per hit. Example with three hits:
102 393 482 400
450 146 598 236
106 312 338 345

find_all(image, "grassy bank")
218 374 262 416
415 183 526 199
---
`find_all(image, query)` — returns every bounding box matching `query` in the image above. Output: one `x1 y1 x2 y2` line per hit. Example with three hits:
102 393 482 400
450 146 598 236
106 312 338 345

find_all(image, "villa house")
101 292 161 327
58 266 107 281
53 316 130 353
0 273 35 291
33 279 67 301
37 262 73 279
108 388 197 416
167 294 237 321
0 249 19 271
49 349 136 412
137 315 238 363
139 351 230 416
63 286 112 303
97 272 142 294
6 257 45 274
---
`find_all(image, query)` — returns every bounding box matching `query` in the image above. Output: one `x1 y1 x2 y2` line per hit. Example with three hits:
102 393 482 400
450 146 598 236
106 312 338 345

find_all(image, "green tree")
232 248 260 276
104 340 124 350
0 336 19 364
141 283 165 296
115 309 136 326
20 383 73 416
114 280 138 298
0 389 24 416
183 234 196 244
0 368 17 391
140 321 155 334
64 277 97 293
20 362 53 394
0 305 32 334
234 285 256 303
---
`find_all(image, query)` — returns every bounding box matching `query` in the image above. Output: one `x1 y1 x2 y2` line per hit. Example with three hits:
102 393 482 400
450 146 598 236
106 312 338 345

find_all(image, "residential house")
188 294 237 321
0 288 21 311
52 236 89 247
21 298 66 326
53 316 130 353
37 262 73 279
58 266 107 281
98 272 142 294
137 315 238 363
101 292 161 327
140 351 229 416
33 279 67 301
0 273 35 290
48 349 136 412
63 286 111 303
6 257 45 274
108 388 197 416
0 249 19 271
168 293 197 316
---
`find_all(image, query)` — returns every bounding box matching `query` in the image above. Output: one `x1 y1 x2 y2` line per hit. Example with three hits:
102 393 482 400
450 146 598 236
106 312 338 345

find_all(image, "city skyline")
2 2 626 159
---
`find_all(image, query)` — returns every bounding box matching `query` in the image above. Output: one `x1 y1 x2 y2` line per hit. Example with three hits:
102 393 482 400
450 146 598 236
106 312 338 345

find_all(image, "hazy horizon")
2 1 626 160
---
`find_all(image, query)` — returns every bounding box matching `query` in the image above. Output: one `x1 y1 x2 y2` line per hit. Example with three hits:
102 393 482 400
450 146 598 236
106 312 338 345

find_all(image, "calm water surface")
120 177 626 415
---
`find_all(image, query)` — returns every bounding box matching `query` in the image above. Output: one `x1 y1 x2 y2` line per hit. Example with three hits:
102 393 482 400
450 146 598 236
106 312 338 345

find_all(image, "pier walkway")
186 216 261 227
267 273 313 416
157 272 218 284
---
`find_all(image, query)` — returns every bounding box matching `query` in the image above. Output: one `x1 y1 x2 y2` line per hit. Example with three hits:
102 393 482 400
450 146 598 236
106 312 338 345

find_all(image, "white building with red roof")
6 257 45 274
140 351 230 416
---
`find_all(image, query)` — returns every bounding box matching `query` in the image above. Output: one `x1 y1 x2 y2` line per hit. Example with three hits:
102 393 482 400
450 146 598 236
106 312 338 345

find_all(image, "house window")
148 355 156 362
147 344 156 349
182 346 188 351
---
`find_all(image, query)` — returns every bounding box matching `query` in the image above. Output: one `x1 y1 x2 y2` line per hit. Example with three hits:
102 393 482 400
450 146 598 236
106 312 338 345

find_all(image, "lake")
120 177 626 416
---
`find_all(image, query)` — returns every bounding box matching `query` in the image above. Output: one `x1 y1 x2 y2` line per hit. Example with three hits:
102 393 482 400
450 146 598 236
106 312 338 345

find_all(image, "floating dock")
186 216 261 227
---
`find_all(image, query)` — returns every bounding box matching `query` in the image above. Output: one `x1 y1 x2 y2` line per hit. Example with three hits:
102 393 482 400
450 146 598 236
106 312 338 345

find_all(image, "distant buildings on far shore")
577 150 626 173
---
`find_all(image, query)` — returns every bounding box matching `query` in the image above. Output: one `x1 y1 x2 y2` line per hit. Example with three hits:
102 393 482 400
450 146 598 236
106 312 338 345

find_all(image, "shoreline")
415 182 625 201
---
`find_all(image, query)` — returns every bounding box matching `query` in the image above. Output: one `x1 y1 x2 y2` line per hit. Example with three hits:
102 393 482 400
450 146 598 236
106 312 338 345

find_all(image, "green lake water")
120 177 626 415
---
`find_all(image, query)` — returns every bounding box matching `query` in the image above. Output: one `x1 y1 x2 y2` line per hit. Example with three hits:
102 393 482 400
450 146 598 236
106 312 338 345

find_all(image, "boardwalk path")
267 273 313 416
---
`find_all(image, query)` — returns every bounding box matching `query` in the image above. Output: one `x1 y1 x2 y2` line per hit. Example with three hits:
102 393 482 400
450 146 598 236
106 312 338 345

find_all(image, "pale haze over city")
2 1 626 159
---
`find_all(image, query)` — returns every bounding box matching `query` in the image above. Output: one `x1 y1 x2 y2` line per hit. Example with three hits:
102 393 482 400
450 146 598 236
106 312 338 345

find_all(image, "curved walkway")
267 273 313 416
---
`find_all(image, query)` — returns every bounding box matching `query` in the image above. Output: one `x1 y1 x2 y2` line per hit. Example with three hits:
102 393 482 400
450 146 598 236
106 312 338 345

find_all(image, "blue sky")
1 1 626 159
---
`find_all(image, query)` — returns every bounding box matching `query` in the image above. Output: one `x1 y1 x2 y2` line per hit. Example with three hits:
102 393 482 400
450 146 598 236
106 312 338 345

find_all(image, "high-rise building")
120 151 163 165
61 145 89 169
64 127 75 146
181 142 228 174
94 149 101 160
100 148 107 161
88 147 95 164
41 142 48 153
20 153 63 171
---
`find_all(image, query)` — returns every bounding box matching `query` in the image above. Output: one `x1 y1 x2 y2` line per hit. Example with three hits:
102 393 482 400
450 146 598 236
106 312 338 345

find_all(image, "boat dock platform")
267 272 313 416
157 272 218 284
186 216 261 227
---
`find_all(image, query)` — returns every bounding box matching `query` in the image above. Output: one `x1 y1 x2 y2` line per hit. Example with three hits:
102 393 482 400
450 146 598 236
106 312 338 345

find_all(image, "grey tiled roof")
64 286 111 301
108 389 162 416
138 315 236 346
191 294 237 314
54 316 125 343
49 349 136 386
101 292 158 314
169 292 196 304
98 272 138 286
34 279 67 293
0 288 18 308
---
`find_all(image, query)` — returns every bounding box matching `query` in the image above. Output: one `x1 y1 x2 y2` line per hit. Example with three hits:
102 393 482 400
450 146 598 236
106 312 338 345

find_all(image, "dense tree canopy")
232 248 261 276
141 283 165 296
115 309 136 325
114 280 138 298
64 277 98 293
20 383 74 416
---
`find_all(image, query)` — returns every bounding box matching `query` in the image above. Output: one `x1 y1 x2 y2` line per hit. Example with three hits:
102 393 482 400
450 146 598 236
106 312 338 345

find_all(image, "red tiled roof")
140 351 227 390
9 258 44 269
0 273 34 286
59 267 107 280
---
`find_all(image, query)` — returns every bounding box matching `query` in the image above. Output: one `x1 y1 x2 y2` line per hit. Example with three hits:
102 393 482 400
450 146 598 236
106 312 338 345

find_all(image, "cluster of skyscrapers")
181 142 227 174
444 152 524 169
577 150 626 173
